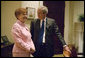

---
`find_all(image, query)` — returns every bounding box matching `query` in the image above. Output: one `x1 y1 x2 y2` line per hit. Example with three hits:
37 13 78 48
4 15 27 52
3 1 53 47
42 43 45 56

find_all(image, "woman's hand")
30 48 35 54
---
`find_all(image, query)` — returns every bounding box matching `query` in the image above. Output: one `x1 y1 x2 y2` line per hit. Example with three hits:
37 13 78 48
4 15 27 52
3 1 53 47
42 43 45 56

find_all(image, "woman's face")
18 12 27 23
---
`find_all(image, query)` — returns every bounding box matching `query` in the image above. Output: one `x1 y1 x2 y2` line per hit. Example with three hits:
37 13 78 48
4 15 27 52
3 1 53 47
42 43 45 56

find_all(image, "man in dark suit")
30 6 71 57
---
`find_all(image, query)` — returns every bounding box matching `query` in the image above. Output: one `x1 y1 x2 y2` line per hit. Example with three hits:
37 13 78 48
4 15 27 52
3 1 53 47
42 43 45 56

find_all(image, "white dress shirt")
40 17 47 43
40 17 67 47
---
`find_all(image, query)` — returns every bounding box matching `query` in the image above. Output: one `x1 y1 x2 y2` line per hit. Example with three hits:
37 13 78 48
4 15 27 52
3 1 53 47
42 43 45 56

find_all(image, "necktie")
38 20 44 44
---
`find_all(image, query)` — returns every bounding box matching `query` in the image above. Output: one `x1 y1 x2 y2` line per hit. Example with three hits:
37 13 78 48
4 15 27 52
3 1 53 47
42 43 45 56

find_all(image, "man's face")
37 9 45 20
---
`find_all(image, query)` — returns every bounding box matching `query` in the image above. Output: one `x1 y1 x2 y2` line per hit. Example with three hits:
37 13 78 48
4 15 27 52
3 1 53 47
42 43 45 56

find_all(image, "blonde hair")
38 6 48 14
15 8 27 19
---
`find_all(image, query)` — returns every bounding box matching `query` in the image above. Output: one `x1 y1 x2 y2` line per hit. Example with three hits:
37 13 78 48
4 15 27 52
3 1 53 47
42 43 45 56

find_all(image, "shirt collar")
41 17 47 22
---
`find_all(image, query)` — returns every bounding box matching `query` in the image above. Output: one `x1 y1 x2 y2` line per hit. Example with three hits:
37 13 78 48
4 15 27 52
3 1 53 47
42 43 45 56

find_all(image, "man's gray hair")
38 6 48 14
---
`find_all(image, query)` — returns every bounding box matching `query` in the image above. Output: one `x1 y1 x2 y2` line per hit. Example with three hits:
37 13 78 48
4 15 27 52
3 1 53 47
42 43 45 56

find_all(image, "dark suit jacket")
30 17 66 54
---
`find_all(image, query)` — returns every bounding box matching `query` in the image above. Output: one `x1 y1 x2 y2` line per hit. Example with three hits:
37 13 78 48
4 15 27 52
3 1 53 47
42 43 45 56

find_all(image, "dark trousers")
33 43 54 57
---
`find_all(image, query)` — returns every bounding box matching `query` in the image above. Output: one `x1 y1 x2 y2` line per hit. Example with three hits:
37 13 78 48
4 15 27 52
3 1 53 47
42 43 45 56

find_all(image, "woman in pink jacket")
11 8 35 57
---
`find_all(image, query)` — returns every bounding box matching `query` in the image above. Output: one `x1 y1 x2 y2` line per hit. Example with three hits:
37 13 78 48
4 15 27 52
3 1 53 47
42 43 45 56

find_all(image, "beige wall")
64 1 74 44
22 1 43 19
1 1 43 43
64 1 70 44
73 1 84 22
64 1 84 45
21 1 43 29
1 1 22 43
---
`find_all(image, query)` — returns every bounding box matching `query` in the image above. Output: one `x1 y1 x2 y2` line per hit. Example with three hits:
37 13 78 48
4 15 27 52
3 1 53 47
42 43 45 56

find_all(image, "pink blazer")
11 20 35 57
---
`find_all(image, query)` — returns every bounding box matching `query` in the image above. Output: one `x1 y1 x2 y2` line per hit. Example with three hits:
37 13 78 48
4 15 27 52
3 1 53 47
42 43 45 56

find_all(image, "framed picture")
26 7 35 19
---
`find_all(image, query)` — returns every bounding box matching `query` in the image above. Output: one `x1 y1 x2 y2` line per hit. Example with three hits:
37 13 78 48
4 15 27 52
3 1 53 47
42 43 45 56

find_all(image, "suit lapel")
46 18 50 30
36 19 40 32
45 18 51 36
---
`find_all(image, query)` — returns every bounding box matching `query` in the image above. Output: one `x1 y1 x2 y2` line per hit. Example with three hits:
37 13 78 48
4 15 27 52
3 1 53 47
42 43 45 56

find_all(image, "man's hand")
64 46 71 53
63 46 71 57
